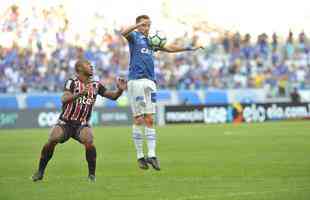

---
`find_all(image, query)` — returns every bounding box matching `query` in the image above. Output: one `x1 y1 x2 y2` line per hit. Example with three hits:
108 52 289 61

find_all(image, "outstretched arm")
159 44 204 53
100 78 127 100
102 89 123 101
121 19 149 39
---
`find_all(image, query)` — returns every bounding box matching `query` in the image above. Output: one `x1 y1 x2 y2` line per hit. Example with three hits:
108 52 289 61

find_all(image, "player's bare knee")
48 136 57 144
48 133 62 143
83 137 94 149
79 128 93 145
84 142 95 150
145 121 154 128
82 135 93 145
134 116 145 125
144 115 154 128
48 126 63 143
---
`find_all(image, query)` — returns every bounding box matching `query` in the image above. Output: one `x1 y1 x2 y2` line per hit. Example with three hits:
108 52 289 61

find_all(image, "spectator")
290 87 301 103
0 3 309 99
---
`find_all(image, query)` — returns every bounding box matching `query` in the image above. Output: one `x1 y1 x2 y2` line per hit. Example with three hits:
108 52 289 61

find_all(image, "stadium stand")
0 4 309 100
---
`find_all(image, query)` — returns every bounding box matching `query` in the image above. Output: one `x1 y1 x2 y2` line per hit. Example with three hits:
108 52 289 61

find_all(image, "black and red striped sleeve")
63 79 75 93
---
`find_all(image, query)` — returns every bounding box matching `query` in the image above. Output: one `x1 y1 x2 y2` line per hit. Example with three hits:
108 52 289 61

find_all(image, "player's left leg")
144 114 160 170
133 116 149 169
144 114 156 157
143 79 160 170
78 126 96 182
128 79 149 169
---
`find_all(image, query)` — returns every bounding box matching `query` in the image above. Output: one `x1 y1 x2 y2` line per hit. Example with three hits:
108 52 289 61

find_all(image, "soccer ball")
148 31 167 49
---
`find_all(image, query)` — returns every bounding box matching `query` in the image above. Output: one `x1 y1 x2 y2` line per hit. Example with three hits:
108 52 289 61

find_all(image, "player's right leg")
32 125 65 182
128 79 149 169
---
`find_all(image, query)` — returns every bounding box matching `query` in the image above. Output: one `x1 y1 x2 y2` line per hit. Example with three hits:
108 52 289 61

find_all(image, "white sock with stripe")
145 127 156 158
132 125 144 159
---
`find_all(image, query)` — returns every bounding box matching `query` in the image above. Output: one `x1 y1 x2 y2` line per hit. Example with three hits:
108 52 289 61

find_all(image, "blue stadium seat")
205 90 228 105
0 96 18 110
26 95 62 109
178 90 201 105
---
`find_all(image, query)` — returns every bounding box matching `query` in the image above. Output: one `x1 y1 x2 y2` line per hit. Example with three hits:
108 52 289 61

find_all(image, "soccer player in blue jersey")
121 15 203 170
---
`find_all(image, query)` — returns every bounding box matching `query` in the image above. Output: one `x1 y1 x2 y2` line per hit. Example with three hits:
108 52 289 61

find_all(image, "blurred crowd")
1 5 310 97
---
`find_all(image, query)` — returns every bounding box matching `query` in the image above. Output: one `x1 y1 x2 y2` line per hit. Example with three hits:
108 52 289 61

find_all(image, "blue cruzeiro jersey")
127 31 155 81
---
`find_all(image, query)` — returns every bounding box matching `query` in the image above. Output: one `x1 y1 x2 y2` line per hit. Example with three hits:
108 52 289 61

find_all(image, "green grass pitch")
0 121 309 200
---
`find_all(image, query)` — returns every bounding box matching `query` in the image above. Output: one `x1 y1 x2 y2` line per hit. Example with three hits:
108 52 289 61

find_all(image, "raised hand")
136 19 150 27
116 77 127 90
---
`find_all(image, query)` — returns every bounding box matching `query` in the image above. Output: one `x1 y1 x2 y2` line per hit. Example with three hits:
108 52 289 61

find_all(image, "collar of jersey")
137 31 147 38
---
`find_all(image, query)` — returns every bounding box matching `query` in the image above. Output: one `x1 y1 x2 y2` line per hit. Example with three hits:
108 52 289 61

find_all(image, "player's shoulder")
129 31 140 41
64 76 77 91
65 76 78 82
131 31 139 37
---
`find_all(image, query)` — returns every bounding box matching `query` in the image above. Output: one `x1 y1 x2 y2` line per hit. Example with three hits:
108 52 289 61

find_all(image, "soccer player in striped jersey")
32 59 127 182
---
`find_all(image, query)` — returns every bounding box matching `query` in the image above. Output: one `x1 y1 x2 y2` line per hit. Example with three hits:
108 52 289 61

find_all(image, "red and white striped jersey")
59 77 106 125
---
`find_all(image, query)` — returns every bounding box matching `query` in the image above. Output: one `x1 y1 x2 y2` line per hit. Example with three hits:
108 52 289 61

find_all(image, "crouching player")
32 59 127 182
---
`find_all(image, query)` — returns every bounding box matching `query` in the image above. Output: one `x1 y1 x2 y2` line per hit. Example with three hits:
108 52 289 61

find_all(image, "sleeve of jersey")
127 31 137 43
98 83 107 97
63 79 75 93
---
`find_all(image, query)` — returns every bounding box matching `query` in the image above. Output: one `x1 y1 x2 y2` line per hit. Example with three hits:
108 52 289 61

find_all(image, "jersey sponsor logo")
140 48 152 55
61 80 99 123
80 83 95 122
77 96 93 105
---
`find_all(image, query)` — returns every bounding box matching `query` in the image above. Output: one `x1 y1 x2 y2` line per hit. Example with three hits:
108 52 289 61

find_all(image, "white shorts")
127 78 157 117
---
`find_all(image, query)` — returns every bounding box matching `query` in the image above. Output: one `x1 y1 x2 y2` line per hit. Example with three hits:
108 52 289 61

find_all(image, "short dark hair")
75 59 90 73
136 15 150 23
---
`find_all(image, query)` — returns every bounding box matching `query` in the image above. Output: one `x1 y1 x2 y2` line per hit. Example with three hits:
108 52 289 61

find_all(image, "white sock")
145 127 156 158
132 125 144 159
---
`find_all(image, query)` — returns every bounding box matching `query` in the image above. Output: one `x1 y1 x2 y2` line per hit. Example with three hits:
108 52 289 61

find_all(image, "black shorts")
56 120 90 144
